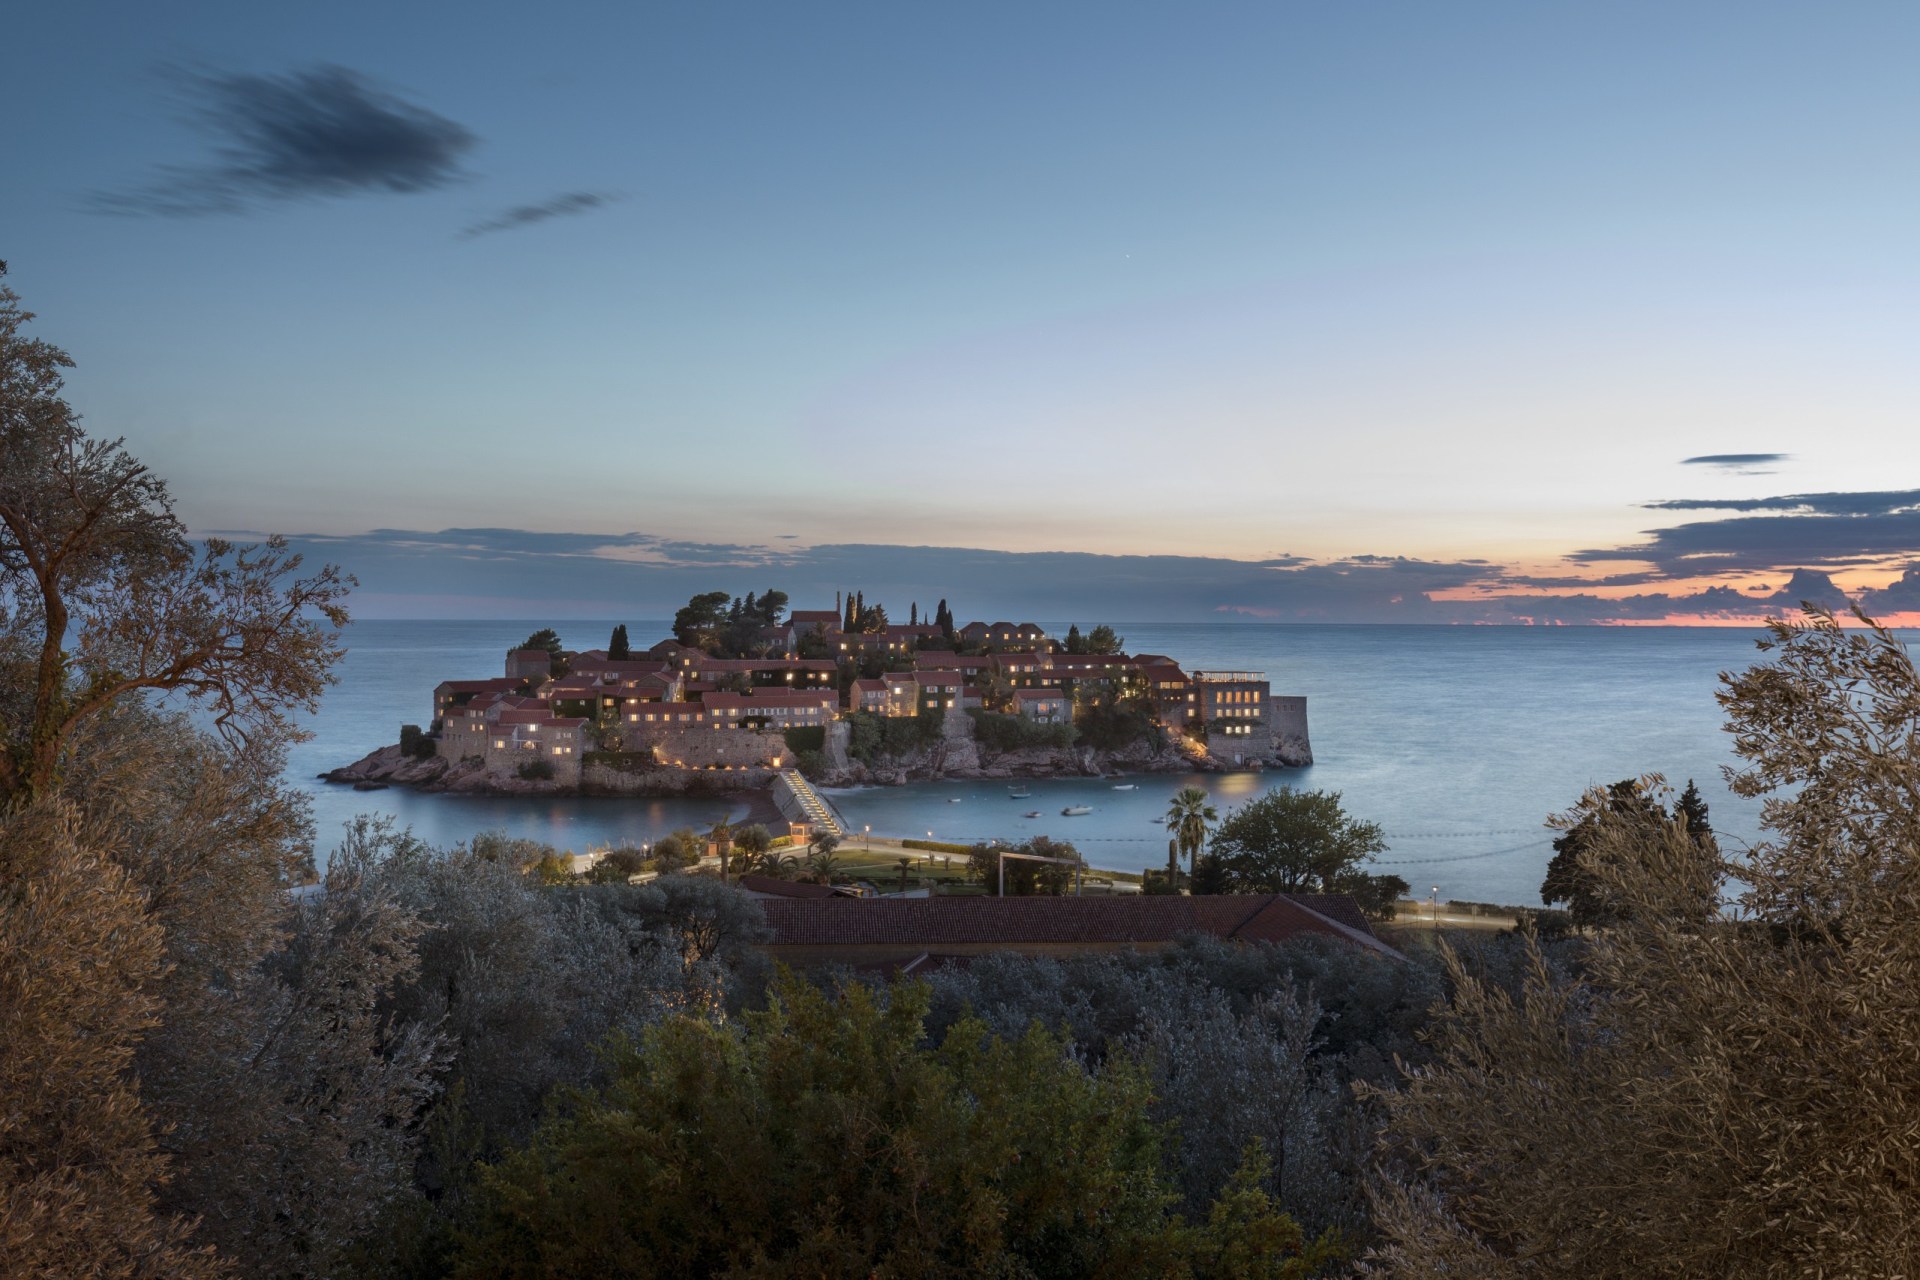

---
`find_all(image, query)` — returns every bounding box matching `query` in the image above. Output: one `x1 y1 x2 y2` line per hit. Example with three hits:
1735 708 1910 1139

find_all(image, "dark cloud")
459 191 619 239
222 526 1901 625
92 65 475 216
1571 490 1920 575
1646 490 1920 515
1479 571 1851 625
1680 453 1790 468
259 528 1504 622
1858 565 1920 615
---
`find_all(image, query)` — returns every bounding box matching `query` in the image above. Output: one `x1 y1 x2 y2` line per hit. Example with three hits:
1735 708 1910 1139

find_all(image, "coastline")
323 727 1307 805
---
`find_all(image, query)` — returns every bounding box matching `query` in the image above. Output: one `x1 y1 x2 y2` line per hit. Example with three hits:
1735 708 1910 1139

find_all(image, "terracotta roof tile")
760 894 1396 954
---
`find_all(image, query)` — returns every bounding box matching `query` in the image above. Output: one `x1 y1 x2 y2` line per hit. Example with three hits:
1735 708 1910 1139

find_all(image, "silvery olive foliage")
1363 610 1920 1279
917 934 1448 1238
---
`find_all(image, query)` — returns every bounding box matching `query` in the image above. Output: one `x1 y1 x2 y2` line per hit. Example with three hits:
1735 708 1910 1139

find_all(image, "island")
325 591 1312 811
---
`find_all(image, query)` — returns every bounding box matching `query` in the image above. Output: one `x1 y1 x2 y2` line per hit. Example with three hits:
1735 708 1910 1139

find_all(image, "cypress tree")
609 623 631 661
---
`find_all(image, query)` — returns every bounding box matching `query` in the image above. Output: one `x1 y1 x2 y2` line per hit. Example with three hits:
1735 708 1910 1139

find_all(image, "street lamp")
865 824 871 850
1430 886 1440 933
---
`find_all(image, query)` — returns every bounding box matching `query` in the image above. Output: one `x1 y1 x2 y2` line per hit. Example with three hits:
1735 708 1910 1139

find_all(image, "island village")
331 591 1311 830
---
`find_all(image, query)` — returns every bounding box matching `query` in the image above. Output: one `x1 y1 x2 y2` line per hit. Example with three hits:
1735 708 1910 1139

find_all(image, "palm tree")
806 832 842 885
1164 786 1217 892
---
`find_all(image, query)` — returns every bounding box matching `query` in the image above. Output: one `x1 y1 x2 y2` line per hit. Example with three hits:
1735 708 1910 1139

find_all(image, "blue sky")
6 2 1919 619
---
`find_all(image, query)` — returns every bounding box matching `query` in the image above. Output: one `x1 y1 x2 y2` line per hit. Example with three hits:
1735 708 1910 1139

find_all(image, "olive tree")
0 265 349 805
1364 609 1920 1279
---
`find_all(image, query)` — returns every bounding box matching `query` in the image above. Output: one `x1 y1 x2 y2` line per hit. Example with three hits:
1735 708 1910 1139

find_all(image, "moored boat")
1061 805 1092 816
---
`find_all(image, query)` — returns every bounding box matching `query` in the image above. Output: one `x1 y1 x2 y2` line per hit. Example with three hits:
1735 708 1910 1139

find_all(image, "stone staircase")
775 770 842 837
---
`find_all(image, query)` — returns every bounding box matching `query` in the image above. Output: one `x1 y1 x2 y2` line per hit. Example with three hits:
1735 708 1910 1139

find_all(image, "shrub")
582 750 654 774
902 838 973 856
518 759 556 781
843 710 943 765
966 709 1075 752
782 725 826 753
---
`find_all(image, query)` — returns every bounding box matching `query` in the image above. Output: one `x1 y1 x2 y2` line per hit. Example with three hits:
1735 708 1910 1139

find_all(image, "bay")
289 619 1873 907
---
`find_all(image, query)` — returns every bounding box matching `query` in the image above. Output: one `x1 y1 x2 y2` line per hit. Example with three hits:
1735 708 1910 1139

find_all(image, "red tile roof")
760 894 1397 955
738 875 847 899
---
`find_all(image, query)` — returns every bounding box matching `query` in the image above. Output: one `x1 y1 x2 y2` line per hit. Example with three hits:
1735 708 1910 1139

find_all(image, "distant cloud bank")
225 488 1920 623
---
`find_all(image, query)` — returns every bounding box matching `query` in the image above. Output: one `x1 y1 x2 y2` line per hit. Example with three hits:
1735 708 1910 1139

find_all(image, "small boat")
1023 810 1042 818
1111 784 1136 791
948 797 963 803
1061 805 1092 816
1007 786 1031 798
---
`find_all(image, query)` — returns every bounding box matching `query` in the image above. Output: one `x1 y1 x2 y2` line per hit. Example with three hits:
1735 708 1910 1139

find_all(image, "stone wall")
622 723 792 770
1267 695 1312 765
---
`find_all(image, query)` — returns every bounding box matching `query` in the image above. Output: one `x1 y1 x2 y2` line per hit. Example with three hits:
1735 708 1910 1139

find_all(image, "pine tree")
1065 624 1085 655
1678 778 1716 854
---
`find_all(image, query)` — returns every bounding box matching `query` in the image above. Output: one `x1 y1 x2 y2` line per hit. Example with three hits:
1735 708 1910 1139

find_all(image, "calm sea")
288 620 1874 907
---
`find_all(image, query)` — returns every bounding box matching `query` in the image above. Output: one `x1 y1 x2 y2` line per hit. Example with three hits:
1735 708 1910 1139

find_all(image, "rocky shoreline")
324 727 1306 802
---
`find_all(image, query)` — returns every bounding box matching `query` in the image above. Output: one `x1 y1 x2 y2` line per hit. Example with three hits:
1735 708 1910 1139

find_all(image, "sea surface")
288 620 1873 907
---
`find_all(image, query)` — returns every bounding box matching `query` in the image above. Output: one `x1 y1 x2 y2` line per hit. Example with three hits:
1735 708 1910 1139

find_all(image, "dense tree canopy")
451 975 1338 1279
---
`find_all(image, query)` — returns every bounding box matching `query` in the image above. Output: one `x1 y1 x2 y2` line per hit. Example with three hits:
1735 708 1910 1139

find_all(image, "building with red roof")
758 893 1398 968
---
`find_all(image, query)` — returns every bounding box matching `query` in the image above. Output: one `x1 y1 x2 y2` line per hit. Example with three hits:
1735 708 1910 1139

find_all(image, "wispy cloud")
1680 453 1790 468
91 65 475 216
459 191 620 239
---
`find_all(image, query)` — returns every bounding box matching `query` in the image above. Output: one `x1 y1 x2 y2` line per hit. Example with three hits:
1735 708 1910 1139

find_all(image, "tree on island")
1064 624 1086 654
1207 788 1405 917
1165 786 1219 888
1086 624 1124 655
607 623 631 661
673 592 732 650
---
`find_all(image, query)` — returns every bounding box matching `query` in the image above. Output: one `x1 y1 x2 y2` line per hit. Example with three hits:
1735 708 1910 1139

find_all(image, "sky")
5 1 1919 622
